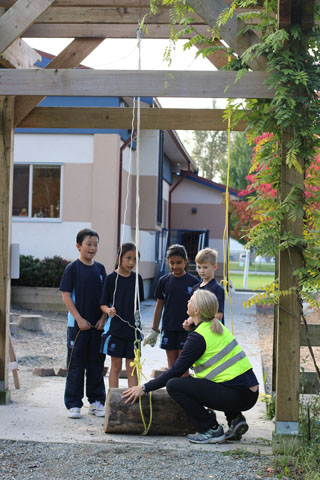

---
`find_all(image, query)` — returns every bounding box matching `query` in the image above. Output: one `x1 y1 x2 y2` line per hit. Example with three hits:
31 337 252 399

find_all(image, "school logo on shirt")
100 274 104 283
187 286 193 294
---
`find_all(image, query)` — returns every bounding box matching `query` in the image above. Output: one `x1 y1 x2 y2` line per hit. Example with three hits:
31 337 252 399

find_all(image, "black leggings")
166 376 258 432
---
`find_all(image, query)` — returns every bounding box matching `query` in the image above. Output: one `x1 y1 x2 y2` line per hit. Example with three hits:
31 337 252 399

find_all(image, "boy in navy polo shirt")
60 228 107 419
193 247 225 323
143 244 198 369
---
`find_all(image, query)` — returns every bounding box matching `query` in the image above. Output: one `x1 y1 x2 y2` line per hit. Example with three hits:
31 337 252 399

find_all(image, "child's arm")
61 291 92 330
100 305 116 317
143 298 164 347
95 312 108 330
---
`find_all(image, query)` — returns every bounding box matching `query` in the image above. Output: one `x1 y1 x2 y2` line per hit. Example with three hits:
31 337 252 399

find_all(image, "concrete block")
56 368 68 377
19 315 43 332
119 369 127 378
103 366 109 376
33 368 56 377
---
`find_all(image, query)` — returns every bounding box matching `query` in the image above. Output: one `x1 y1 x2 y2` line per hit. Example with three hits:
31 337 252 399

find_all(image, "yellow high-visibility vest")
193 321 252 383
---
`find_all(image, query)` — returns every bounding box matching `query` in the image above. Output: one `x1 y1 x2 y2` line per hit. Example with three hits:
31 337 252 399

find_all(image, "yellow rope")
130 342 153 435
221 60 234 334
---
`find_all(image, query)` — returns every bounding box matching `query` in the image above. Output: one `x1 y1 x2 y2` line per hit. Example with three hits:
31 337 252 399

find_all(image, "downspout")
168 160 191 231
117 132 136 248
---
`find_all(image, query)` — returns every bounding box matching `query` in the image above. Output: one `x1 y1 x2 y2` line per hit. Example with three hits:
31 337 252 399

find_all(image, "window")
12 164 61 219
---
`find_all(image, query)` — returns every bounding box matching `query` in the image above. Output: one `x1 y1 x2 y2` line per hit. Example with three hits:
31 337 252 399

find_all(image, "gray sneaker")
187 425 225 444
225 415 248 441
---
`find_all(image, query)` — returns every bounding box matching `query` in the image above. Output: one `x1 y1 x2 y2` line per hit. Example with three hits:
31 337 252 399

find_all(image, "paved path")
0 292 274 453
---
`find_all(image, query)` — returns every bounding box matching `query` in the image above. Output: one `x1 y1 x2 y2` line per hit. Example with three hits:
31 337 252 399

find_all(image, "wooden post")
0 96 14 405
273 128 304 451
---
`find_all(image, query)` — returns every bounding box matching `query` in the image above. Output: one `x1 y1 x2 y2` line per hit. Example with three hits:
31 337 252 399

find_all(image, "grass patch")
229 261 275 273
230 273 275 290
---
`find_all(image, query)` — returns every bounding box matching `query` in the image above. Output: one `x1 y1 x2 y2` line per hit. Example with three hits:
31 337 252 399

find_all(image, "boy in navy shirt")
192 247 225 323
60 228 107 419
143 244 198 369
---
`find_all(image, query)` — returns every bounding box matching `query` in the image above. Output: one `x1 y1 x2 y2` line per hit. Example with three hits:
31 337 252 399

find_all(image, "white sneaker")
88 401 105 417
68 407 81 419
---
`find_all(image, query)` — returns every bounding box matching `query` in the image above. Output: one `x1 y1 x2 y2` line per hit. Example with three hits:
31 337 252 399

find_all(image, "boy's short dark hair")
195 248 218 265
76 228 99 245
166 244 188 260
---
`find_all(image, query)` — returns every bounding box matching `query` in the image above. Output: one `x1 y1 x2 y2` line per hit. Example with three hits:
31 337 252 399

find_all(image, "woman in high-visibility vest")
123 289 259 443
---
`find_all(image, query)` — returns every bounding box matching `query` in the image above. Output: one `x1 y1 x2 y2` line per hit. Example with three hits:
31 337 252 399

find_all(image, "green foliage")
220 132 253 190
12 255 70 288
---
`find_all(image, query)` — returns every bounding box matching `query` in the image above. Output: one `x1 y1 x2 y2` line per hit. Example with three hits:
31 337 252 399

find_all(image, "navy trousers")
64 326 106 409
166 376 258 432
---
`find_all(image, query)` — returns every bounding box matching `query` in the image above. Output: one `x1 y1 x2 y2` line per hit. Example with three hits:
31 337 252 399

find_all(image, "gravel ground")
0 440 279 480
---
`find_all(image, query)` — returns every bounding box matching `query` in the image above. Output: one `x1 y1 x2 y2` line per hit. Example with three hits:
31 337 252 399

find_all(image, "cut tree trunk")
105 388 195 435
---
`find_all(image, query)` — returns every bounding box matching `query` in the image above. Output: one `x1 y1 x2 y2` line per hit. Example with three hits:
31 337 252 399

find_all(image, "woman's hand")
122 385 145 404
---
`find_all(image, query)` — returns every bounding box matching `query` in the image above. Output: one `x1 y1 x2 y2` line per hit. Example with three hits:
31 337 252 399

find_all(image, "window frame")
12 162 63 222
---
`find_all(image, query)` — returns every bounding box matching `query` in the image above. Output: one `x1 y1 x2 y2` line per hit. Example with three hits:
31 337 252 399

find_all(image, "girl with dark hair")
100 243 144 388
143 244 198 370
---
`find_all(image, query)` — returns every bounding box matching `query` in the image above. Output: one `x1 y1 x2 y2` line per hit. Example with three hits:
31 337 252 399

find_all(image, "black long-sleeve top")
143 327 258 392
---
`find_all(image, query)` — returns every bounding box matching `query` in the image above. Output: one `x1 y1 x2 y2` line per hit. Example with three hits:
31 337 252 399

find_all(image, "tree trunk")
105 388 195 435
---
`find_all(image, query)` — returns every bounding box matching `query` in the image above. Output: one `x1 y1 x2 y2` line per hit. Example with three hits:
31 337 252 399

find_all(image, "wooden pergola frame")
0 0 316 452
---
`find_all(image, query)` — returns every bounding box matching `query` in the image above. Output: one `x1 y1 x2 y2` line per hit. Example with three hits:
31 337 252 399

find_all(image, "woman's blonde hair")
192 289 223 335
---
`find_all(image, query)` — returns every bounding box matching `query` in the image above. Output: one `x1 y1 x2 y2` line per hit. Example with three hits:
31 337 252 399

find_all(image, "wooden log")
105 388 195 435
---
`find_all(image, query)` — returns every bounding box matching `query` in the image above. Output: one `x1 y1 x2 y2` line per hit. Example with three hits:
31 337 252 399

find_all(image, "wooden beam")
17 107 248 131
14 37 104 126
0 69 273 98
196 39 229 70
187 0 267 71
24 23 211 38
277 0 291 30
0 96 14 405
0 0 55 55
275 127 304 433
35 7 203 25
0 38 41 69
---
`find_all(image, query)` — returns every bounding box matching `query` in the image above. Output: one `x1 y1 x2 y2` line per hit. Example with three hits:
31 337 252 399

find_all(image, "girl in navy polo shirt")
143 244 198 370
100 242 144 388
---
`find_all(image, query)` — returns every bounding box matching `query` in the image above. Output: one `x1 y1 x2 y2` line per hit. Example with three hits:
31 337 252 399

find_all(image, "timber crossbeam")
0 69 273 98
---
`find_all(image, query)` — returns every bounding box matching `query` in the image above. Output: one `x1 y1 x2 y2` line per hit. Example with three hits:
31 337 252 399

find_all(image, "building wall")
170 178 228 278
12 133 121 271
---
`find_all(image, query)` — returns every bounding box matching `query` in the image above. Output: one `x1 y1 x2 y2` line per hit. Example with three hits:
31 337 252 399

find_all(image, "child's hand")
108 307 116 317
76 317 92 330
95 316 106 330
143 328 159 347
182 317 195 331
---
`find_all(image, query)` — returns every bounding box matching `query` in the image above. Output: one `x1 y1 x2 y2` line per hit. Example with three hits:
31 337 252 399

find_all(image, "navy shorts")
102 334 135 359
160 330 188 350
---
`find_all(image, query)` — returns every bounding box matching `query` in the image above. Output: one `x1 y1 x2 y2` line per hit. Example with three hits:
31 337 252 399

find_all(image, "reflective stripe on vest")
193 338 239 374
204 351 247 381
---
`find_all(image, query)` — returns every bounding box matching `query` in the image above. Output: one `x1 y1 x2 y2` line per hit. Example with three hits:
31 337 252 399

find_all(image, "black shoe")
225 415 248 441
